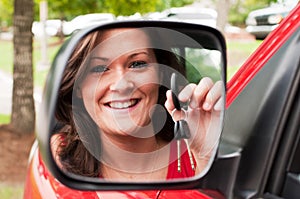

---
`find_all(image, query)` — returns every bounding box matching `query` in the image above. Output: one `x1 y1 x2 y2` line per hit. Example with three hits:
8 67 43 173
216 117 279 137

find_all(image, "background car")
63 13 116 35
32 19 65 37
245 0 298 39
146 7 217 28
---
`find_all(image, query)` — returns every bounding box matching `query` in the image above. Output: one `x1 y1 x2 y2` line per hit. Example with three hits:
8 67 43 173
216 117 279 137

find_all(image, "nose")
109 70 135 93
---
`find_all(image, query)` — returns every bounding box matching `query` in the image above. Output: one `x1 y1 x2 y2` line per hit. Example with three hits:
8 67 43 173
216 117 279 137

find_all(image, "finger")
178 83 197 103
203 81 223 111
189 77 214 109
164 90 175 114
214 97 224 111
165 91 189 121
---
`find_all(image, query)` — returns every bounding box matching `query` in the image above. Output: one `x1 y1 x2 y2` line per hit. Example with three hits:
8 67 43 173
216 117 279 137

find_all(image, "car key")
171 73 191 140
171 73 194 171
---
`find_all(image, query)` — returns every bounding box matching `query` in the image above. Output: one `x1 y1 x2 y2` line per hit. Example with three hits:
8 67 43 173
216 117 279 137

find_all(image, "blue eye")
130 61 148 69
90 65 109 73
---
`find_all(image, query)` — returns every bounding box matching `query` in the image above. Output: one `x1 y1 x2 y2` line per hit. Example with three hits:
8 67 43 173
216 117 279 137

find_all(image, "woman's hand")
164 77 224 172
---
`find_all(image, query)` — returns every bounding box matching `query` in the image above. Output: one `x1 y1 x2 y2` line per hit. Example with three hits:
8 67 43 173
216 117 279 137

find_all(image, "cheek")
138 70 160 102
133 68 160 89
80 79 103 113
142 83 160 104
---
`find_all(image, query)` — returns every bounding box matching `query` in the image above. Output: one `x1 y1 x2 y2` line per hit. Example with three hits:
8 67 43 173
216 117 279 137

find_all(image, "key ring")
171 108 188 122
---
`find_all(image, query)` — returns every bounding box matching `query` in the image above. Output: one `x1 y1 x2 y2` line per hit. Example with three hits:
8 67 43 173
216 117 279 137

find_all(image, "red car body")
24 4 300 199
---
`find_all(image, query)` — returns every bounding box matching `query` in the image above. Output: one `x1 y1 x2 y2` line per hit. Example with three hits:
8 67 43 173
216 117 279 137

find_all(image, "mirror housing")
37 20 227 191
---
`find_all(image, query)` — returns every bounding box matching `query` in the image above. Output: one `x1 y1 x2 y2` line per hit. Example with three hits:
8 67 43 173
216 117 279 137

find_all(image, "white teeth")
109 100 137 109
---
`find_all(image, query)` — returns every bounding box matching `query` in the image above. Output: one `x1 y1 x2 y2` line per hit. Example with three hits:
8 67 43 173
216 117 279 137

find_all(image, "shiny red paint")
24 150 215 199
24 144 214 198
24 4 300 199
226 4 300 108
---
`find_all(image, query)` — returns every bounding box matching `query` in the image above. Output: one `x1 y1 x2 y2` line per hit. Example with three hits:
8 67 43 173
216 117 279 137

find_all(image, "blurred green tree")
104 0 158 16
45 0 105 20
44 0 194 19
0 0 13 28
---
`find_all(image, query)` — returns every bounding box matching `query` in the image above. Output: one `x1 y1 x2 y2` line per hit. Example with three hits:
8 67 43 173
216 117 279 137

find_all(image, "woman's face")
79 29 160 137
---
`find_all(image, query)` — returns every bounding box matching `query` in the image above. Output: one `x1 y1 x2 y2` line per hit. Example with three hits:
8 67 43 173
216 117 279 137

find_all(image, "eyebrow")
89 57 109 62
128 51 149 59
90 50 151 62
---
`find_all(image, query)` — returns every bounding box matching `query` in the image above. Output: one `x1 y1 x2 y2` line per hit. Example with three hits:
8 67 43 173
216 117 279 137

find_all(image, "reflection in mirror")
50 26 225 182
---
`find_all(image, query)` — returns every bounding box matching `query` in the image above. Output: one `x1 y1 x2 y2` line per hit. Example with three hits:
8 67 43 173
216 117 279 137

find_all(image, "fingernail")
214 100 221 111
214 102 221 111
178 92 188 101
203 102 211 110
189 100 197 109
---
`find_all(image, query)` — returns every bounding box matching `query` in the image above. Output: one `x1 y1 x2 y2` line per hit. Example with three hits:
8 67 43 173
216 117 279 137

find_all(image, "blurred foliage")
105 0 193 16
35 0 106 20
165 0 194 8
46 0 194 18
104 0 158 16
0 0 13 29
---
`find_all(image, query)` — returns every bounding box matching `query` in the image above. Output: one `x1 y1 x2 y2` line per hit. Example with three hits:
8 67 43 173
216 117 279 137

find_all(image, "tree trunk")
11 0 35 134
216 0 231 34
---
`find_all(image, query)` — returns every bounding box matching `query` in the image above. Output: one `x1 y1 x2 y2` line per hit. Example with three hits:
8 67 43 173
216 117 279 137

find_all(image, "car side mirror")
37 20 226 191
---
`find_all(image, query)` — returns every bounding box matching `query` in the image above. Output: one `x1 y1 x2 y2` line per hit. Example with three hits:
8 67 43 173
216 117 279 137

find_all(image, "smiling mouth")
105 99 140 109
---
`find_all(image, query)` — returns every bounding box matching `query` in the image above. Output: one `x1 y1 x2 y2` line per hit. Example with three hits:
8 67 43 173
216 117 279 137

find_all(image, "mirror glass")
49 25 225 183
